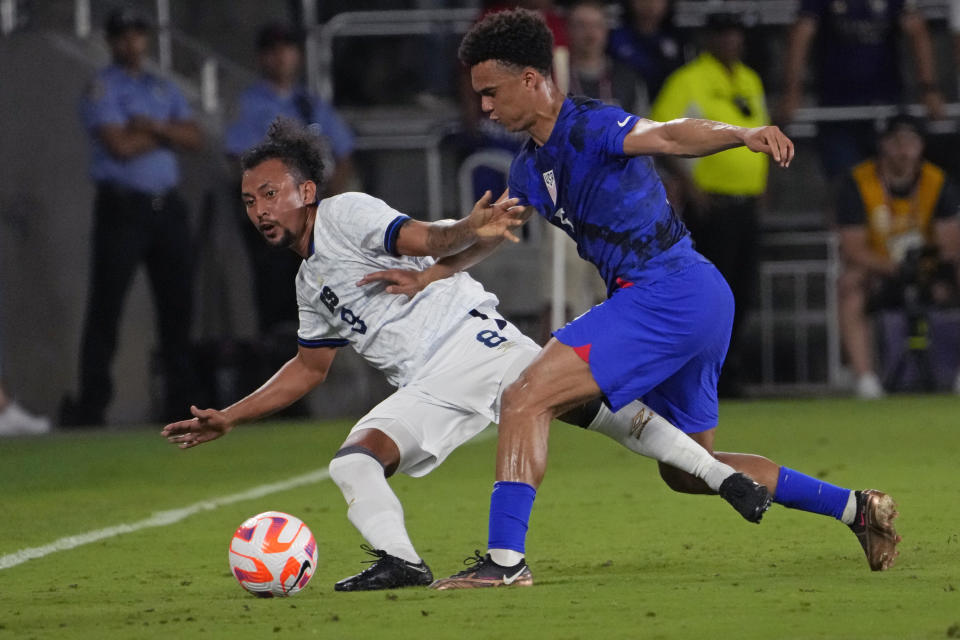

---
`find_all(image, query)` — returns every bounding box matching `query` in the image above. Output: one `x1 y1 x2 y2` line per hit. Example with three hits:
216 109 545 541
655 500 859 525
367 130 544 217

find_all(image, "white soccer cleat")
0 401 51 436
855 373 885 400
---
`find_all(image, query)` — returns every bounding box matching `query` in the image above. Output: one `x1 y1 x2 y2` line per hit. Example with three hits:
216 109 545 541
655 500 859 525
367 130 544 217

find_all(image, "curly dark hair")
458 8 554 75
240 117 326 188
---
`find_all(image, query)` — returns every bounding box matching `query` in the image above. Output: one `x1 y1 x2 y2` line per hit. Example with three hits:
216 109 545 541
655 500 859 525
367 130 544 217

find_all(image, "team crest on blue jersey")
542 170 558 205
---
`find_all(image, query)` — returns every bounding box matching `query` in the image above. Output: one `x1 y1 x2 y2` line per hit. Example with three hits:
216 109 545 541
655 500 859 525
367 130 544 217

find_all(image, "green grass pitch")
1 396 959 639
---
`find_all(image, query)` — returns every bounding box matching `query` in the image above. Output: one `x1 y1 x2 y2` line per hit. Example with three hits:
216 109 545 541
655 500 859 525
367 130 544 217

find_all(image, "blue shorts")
553 262 734 433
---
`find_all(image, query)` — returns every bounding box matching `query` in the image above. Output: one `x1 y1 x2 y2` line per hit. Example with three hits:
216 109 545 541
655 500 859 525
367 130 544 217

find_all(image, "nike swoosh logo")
407 563 430 573
617 117 631 127
502 566 526 585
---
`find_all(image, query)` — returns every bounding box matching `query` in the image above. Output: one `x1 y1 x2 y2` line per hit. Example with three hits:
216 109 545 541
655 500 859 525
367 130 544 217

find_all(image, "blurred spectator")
567 0 646 113
779 0 945 178
952 2 960 92
61 7 203 426
836 115 960 399
225 22 356 335
649 12 770 397
607 0 686 108
0 382 49 436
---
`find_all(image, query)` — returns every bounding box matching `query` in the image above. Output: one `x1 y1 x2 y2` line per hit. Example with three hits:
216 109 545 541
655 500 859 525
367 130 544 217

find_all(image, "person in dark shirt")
779 0 945 177
607 0 686 106
568 0 646 113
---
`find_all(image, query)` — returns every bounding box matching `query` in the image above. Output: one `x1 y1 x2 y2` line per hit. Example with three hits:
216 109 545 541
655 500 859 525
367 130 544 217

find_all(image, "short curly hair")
458 8 554 75
240 117 326 187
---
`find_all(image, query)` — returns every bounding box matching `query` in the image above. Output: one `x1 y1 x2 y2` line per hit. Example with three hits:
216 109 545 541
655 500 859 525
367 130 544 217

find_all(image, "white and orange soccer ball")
228 511 318 597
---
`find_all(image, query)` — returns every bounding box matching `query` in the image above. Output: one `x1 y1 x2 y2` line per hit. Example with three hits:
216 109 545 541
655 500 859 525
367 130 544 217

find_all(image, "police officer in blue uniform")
61 8 204 426
225 23 356 336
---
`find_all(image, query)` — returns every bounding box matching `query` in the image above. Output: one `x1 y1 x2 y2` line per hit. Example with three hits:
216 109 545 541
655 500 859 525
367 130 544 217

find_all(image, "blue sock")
487 481 536 553
774 466 852 520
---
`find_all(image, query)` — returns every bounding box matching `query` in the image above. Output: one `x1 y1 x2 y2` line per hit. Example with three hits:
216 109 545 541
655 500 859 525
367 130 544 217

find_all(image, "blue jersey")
80 65 193 194
508 96 706 295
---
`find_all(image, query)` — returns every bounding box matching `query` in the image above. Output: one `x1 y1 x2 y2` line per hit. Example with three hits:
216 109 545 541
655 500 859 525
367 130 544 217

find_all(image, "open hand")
742 125 794 168
161 405 233 449
357 268 431 298
467 191 524 242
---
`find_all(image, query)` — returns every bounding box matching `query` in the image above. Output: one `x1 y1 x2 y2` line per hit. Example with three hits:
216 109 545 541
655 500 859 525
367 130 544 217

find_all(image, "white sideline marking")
0 468 331 571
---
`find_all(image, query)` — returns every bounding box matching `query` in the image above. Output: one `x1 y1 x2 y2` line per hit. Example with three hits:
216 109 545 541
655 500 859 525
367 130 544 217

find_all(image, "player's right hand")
161 405 233 449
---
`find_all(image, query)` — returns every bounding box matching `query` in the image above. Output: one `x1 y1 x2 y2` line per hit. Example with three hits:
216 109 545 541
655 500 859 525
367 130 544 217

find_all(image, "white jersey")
296 192 499 388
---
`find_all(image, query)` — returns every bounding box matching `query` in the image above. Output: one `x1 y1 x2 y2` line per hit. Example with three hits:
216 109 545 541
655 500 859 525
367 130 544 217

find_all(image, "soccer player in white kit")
162 118 770 591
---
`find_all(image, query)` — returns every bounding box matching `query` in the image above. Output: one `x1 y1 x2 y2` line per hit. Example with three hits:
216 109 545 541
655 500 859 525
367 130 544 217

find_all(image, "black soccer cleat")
718 472 772 523
430 551 533 590
334 545 434 591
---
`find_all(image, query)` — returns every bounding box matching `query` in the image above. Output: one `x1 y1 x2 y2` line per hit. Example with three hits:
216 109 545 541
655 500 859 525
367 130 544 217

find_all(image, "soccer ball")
228 511 318 597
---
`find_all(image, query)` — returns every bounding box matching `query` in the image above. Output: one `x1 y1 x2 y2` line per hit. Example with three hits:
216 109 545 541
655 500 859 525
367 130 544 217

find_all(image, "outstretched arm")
161 345 336 449
901 9 945 120
359 205 534 297
622 118 794 168
394 190 523 258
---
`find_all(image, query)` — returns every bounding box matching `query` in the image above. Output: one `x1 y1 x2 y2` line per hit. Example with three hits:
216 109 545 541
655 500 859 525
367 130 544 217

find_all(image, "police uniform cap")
105 7 152 37
256 23 304 50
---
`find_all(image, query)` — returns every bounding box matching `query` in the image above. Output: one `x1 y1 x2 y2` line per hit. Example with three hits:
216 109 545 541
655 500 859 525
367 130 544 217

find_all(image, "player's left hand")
742 125 794 168
357 268 431 298
467 190 525 242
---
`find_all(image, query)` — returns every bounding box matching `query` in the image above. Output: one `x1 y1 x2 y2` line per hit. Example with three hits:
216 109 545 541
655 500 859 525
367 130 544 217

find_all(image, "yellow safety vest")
851 159 944 260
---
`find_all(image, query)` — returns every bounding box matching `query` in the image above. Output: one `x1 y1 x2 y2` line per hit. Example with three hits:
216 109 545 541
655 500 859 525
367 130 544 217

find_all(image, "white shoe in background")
0 401 51 436
855 373 886 400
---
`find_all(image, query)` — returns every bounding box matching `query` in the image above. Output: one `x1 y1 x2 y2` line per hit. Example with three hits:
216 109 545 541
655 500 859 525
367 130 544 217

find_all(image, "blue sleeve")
592 104 639 159
507 160 530 207
166 81 193 121
80 74 125 130
312 100 355 158
224 90 261 155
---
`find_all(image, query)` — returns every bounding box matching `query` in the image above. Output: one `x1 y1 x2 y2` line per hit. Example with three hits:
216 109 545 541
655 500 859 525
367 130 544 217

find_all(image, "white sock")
488 548 525 566
328 453 421 564
840 491 858 525
587 401 735 491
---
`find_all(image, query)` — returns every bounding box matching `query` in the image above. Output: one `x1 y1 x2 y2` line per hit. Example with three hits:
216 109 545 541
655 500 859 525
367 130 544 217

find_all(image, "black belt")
98 182 174 212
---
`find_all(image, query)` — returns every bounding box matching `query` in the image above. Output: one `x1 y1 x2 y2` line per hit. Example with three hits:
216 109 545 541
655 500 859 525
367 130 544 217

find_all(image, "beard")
261 225 297 250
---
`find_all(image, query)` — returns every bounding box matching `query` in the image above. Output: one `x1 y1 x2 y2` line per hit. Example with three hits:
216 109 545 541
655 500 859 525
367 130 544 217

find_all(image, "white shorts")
350 306 539 477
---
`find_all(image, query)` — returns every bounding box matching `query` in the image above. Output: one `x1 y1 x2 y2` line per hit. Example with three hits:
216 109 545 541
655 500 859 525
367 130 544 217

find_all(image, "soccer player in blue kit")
423 9 900 588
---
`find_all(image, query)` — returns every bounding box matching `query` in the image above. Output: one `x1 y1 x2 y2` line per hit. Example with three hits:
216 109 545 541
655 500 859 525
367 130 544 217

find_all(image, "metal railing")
673 0 952 26
308 7 477 103
756 232 841 393
63 0 255 115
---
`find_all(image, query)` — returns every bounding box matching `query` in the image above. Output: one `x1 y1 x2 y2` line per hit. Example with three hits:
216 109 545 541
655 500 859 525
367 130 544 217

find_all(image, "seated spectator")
225 22 356 336
779 0 945 178
836 115 960 398
567 0 645 113
607 0 686 107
